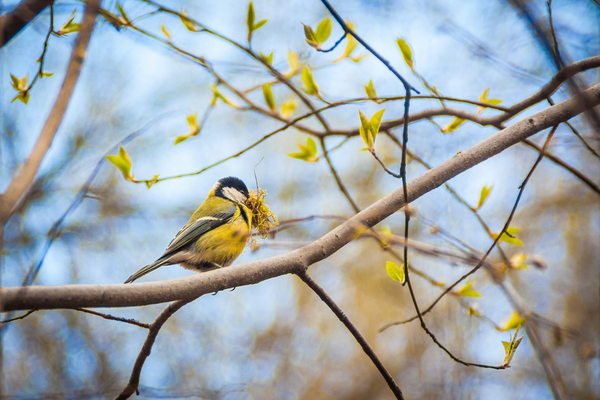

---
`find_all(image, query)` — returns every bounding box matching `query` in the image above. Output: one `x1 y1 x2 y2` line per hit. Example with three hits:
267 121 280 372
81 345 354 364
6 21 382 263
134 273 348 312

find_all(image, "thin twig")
521 138 600 195
407 125 559 328
546 0 561 63
298 271 405 400
383 130 511 265
116 297 197 399
319 0 417 94
317 32 346 53
23 4 54 97
381 128 561 371
563 120 600 158
0 309 37 324
73 308 150 329
546 97 600 159
319 137 360 213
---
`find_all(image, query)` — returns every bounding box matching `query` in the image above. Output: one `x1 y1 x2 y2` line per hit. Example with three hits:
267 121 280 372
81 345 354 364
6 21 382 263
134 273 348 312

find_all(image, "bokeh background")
1 0 599 398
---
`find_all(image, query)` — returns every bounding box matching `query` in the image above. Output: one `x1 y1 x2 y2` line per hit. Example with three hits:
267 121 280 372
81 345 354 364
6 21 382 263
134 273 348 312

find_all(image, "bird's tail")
124 259 168 284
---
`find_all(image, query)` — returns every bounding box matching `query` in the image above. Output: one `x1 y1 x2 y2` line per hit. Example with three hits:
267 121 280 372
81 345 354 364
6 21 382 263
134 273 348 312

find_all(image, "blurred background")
1 0 599 398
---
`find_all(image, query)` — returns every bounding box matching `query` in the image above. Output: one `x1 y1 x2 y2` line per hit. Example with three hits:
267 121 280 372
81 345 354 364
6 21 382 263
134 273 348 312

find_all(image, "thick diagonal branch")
0 0 53 47
1 83 599 311
0 0 100 225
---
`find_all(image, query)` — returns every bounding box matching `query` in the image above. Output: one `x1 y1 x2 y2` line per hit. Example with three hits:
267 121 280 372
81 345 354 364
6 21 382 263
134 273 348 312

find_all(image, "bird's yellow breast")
191 204 251 268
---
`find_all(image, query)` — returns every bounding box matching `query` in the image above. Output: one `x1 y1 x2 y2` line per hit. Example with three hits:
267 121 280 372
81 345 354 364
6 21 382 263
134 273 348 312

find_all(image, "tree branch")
0 0 100 225
0 0 53 47
2 82 599 312
298 271 404 400
116 297 196 399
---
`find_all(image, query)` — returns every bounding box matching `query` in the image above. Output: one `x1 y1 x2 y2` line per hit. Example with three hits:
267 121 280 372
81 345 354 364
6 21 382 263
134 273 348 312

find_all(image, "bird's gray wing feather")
123 206 237 284
161 206 237 257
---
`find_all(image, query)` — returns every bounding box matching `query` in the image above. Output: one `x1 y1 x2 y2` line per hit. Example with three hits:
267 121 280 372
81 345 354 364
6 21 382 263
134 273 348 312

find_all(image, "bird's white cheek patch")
222 187 247 203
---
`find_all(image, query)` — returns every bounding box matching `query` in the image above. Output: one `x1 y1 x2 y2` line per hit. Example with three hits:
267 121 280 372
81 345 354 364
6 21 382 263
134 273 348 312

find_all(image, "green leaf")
41 71 54 78
174 135 190 145
175 112 200 145
55 9 79 36
260 51 273 65
186 112 200 135
314 18 332 43
502 311 527 331
253 19 268 31
343 33 358 58
358 109 372 149
303 23 319 49
495 227 523 247
396 37 414 70
509 253 528 269
441 117 466 133
365 79 377 101
476 185 493 210
161 24 171 41
119 146 131 166
99 8 126 30
479 87 490 103
281 96 296 117
186 112 198 130
458 279 482 297
478 87 503 113
385 261 405 283
247 1 255 35
370 108 385 143
341 21 358 58
358 109 385 151
287 50 300 75
12 92 30 105
179 9 200 32
10 74 20 90
458 287 482 298
301 66 319 95
349 54 368 63
288 137 318 162
306 136 317 155
211 84 233 106
145 174 160 189
501 324 524 367
262 83 276 112
106 146 132 180
117 3 129 24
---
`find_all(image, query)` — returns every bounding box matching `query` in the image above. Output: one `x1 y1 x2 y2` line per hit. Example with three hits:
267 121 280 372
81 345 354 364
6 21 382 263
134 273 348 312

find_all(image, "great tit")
124 176 252 283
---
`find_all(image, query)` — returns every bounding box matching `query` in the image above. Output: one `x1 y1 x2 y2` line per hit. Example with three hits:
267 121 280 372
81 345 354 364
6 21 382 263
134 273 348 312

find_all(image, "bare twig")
546 0 561 63
116 297 197 399
546 97 599 159
0 0 100 225
73 308 150 329
20 3 53 98
317 32 346 53
0 309 37 324
319 137 361 213
409 126 558 326
298 271 404 400
521 138 600 195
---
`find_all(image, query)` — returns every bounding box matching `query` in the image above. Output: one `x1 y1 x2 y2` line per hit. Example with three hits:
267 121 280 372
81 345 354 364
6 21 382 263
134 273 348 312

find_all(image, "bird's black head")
213 176 250 204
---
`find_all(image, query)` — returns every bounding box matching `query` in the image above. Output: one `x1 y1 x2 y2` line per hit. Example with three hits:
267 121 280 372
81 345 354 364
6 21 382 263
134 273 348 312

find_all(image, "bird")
124 176 252 283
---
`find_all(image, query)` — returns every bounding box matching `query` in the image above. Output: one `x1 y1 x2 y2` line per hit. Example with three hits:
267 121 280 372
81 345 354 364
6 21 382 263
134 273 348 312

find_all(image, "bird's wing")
161 205 237 256
124 205 238 284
